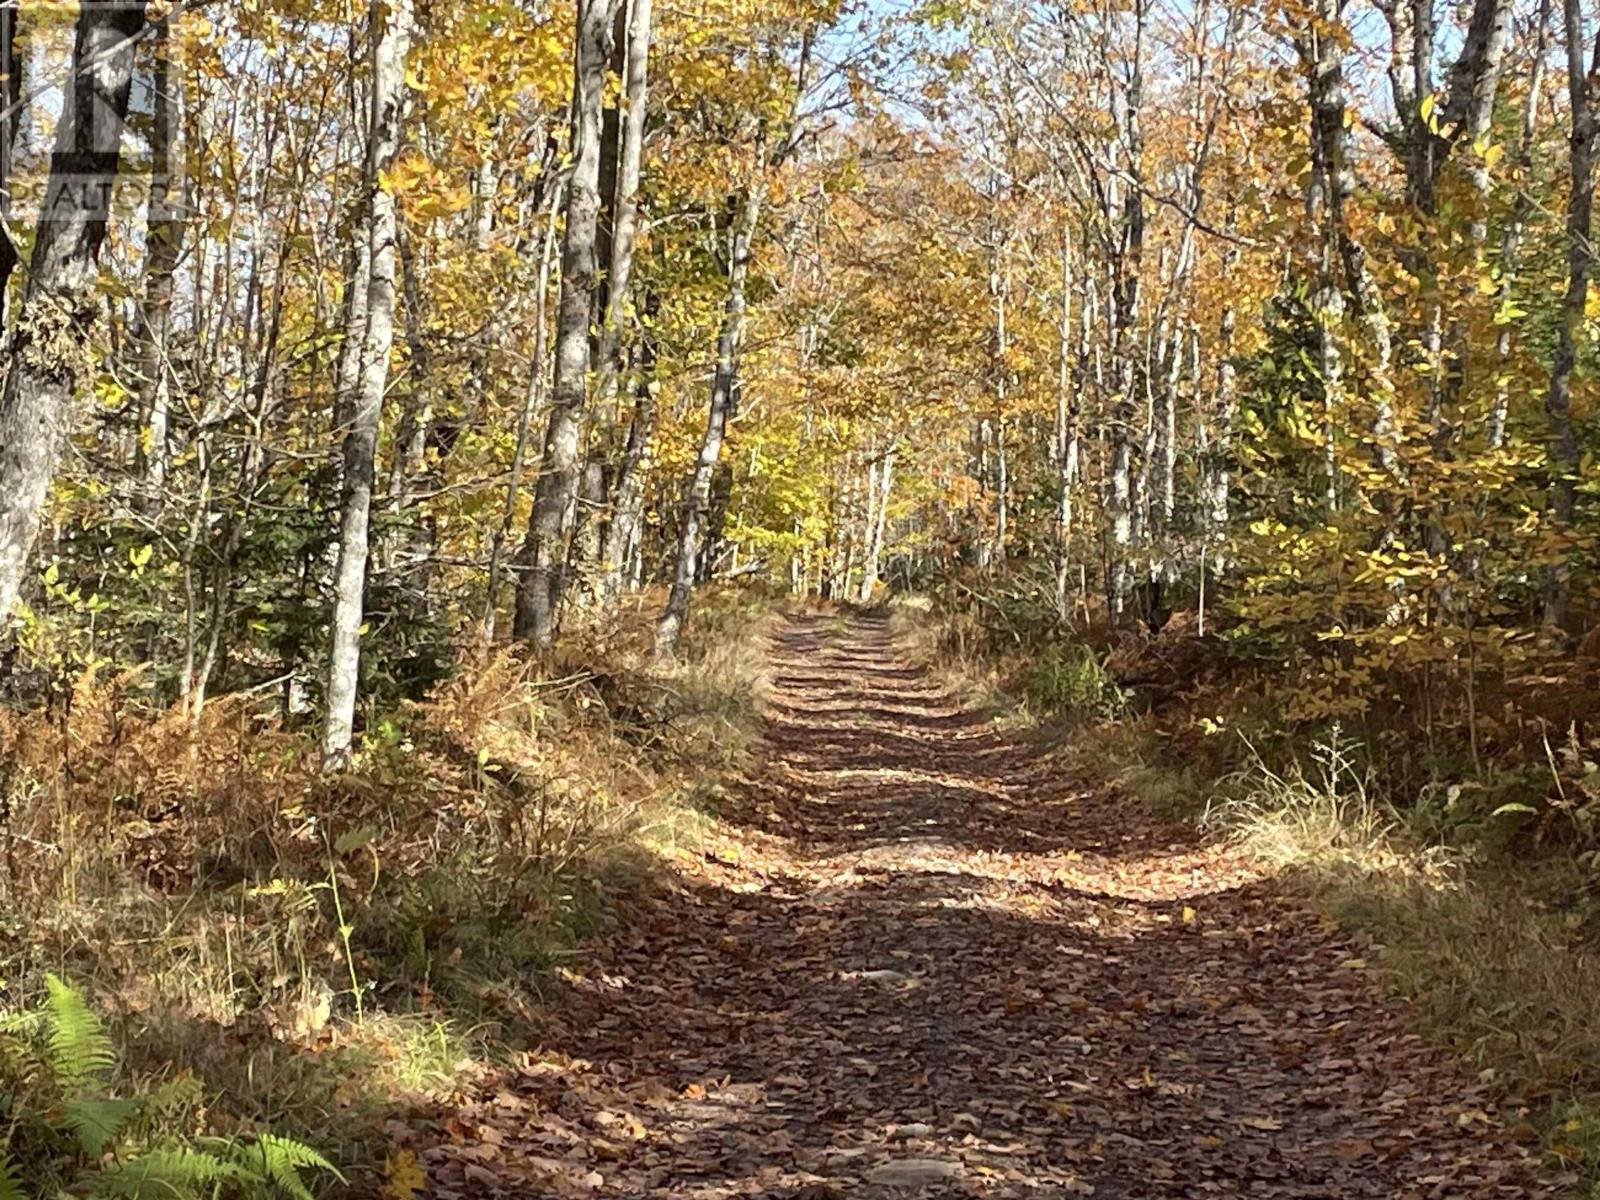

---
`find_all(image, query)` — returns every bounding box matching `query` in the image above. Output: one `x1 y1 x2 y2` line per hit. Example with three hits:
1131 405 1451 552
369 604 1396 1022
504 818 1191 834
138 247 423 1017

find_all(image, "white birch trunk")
323 0 414 769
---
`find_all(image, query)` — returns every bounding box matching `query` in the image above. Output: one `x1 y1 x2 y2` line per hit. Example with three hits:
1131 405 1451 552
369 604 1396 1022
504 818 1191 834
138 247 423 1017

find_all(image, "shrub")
1019 641 1126 719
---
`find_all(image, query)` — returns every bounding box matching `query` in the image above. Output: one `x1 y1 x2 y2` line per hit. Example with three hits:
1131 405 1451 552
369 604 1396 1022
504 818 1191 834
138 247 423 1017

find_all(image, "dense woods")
3 0 1600 1194
2 0 1594 742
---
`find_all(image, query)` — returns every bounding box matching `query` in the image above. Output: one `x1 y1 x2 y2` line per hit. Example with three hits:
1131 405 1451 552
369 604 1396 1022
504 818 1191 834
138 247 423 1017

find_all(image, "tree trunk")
0 5 24 325
654 184 762 658
989 237 1010 568
1543 0 1599 634
858 440 895 603
1154 315 1180 541
136 18 181 505
972 419 994 570
1107 1 1145 623
570 0 653 608
1380 0 1514 220
571 458 607 585
387 227 432 514
592 0 653 414
1378 0 1510 417
1207 262 1238 546
1054 232 1076 618
699 454 735 585
994 424 1009 567
484 184 562 644
1490 0 1550 450
0 5 16 170
323 0 414 770
1301 4 1350 513
515 0 622 649
593 4 626 342
1453 0 1515 247
1306 0 1398 491
0 1 147 622
599 293 659 607
333 234 371 439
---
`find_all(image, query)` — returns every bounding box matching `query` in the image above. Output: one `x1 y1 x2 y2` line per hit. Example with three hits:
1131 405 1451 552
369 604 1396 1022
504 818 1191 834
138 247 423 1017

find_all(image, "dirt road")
420 611 1554 1198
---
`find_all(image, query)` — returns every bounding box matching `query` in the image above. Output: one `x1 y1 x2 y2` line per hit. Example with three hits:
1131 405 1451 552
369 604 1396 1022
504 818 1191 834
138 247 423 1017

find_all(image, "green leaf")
1491 802 1537 817
232 1134 344 1200
43 975 115 1090
89 1146 253 1198
0 1155 26 1200
334 825 379 855
62 1096 138 1157
142 1073 203 1118
0 1009 43 1038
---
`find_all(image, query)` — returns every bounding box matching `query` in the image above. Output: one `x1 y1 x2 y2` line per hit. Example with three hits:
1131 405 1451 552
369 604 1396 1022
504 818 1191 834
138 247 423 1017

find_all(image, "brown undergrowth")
895 581 1600 1196
0 585 777 1194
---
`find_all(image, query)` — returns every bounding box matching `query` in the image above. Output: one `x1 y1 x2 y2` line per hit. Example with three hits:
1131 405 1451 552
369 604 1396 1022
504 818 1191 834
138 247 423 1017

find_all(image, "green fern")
0 981 338 1200
140 1073 202 1119
0 1156 26 1200
88 1146 253 1199
61 1096 138 1157
0 1010 43 1091
231 1134 344 1200
42 975 114 1091
0 1009 43 1037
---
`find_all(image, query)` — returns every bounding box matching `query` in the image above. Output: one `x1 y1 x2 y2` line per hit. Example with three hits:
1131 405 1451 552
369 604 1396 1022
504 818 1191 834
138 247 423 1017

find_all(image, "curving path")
417 611 1557 1199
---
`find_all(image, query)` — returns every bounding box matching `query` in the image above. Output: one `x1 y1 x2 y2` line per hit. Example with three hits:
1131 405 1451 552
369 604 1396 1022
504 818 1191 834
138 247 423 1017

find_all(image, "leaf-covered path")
416 612 1556 1198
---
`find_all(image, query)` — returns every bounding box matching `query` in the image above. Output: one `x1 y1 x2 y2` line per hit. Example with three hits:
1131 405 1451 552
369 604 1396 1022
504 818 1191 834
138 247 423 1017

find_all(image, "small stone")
866 1158 963 1187
888 1122 935 1140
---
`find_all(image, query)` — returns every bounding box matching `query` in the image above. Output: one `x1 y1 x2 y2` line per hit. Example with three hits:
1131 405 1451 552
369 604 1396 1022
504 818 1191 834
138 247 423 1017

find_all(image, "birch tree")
595 0 656 609
1106 0 1146 623
1542 0 1600 633
654 181 765 657
323 0 415 769
0 1 148 622
654 28 813 657
515 0 624 649
136 16 182 505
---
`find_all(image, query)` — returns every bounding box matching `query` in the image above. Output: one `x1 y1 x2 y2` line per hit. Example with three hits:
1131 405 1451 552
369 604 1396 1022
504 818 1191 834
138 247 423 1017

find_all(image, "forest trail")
415 612 1556 1199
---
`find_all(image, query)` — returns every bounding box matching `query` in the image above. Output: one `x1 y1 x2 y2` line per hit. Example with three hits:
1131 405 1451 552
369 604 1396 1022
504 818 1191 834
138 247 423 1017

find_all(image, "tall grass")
1202 727 1409 874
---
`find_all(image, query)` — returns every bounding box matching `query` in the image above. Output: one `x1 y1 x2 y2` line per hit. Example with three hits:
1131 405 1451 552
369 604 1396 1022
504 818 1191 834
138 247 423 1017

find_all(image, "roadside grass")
0 585 777 1194
913 601 1133 721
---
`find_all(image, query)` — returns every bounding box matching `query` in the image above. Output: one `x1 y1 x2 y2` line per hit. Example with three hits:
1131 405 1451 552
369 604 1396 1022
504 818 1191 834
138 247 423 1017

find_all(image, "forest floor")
402 610 1562 1198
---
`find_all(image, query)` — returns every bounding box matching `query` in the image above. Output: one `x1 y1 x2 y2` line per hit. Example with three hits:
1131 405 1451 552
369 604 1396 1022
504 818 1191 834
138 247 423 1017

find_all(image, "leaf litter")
403 612 1562 1198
